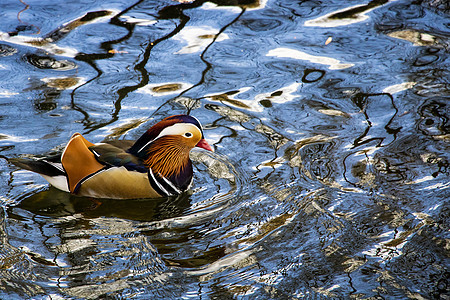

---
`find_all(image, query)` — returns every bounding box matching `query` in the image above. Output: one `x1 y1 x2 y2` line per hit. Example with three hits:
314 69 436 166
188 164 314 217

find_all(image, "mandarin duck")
10 115 213 199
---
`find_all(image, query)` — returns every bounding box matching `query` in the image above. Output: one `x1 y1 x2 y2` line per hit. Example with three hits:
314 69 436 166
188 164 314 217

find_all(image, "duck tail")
8 157 66 177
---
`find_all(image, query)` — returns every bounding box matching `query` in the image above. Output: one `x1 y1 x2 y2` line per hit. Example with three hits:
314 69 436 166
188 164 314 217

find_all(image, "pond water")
0 0 449 299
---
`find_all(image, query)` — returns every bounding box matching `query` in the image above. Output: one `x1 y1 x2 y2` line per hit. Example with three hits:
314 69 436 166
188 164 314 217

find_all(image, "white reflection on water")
304 2 397 28
0 89 19 97
304 4 372 27
0 32 79 57
174 26 229 54
0 134 39 143
0 10 119 58
205 82 302 113
119 16 157 26
382 82 416 94
201 0 268 11
186 249 254 276
267 47 354 70
254 82 301 104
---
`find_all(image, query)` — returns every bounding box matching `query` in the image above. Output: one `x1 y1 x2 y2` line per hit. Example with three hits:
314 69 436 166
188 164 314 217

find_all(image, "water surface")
0 0 449 298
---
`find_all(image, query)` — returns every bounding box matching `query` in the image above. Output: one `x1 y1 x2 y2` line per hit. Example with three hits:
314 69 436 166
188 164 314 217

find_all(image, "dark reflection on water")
15 188 192 221
24 54 77 70
0 0 449 298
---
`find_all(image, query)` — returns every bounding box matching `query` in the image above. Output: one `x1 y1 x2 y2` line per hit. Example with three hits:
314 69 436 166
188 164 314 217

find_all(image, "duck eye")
184 132 193 138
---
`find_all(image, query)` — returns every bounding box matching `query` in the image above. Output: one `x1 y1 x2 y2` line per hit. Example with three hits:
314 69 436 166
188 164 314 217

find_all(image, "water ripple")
24 54 77 70
0 44 17 57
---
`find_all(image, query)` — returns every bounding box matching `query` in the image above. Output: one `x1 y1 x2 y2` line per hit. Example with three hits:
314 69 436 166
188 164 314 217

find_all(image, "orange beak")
196 138 214 152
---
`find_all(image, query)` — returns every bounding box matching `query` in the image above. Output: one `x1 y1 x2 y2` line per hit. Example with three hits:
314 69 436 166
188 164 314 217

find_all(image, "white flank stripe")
161 175 182 194
149 168 171 196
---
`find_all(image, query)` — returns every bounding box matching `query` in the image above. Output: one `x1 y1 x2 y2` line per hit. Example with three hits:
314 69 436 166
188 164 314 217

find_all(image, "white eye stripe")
156 123 200 139
137 123 201 153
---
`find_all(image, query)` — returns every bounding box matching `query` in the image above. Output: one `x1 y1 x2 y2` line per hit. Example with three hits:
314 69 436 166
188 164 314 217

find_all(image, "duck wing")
89 141 146 173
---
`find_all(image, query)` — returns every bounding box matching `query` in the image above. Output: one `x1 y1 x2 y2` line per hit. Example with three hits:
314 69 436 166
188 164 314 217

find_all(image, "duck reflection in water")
15 187 192 222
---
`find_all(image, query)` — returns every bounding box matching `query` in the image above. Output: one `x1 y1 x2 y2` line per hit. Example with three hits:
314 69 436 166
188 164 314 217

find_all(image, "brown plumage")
144 136 191 178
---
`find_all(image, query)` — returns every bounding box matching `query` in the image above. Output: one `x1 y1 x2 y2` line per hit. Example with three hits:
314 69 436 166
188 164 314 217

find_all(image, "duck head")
128 115 213 178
